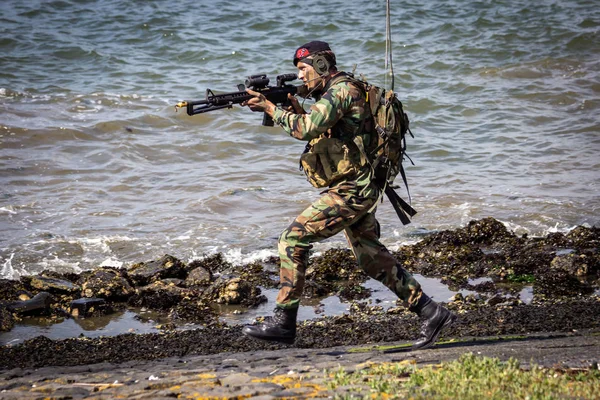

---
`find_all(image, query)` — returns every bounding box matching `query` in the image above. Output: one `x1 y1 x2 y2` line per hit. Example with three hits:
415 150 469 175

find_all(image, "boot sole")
412 313 456 351
242 329 295 345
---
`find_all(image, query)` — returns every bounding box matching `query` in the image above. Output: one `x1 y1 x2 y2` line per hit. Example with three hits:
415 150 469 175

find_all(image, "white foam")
0 206 17 215
37 255 83 274
1 253 18 279
188 247 277 266
100 257 124 268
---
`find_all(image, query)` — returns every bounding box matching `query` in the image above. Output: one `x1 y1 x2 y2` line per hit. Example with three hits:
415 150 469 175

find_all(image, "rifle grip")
262 113 274 126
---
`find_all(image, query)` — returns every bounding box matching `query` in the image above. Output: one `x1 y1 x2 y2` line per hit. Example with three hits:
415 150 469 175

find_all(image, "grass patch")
325 353 600 399
505 273 535 283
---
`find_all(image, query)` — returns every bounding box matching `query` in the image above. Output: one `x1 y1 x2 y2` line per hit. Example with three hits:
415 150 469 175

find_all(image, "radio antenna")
385 0 395 91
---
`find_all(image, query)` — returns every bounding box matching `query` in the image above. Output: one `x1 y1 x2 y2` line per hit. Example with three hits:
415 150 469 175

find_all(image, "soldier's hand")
243 89 274 113
286 93 306 114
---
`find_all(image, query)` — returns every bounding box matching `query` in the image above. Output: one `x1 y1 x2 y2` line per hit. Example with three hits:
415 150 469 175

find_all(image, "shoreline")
1 217 598 372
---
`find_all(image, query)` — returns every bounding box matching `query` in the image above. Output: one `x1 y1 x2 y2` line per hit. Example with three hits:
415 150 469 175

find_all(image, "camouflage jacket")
272 72 376 196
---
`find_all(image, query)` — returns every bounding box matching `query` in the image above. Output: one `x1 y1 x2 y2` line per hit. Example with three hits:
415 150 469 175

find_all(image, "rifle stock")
175 73 299 126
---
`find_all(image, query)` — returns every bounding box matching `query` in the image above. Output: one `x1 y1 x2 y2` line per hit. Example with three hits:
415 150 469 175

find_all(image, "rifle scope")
245 74 269 89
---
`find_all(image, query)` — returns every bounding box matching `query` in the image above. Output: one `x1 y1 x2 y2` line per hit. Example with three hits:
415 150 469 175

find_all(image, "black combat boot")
409 294 456 350
242 306 298 344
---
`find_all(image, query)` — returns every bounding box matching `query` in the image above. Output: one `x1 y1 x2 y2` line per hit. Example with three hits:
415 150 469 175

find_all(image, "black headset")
311 54 330 76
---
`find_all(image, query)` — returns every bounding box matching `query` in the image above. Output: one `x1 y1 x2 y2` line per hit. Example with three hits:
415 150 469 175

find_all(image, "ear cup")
312 54 330 76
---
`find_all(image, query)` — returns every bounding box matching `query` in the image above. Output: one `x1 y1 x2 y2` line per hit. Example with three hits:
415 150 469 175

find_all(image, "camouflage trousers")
276 184 422 309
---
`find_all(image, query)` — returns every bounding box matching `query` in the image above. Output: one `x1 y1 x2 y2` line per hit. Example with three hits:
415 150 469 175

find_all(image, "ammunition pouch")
300 135 367 188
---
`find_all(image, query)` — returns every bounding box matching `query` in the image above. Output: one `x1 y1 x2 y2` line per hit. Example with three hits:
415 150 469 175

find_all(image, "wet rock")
203 277 267 307
237 261 279 289
566 226 600 249
464 279 497 293
26 275 80 294
463 217 517 244
128 280 191 310
0 305 15 331
306 248 360 283
485 294 507 307
0 279 28 302
69 298 110 318
185 266 212 287
551 253 590 277
534 268 594 298
80 267 134 301
187 253 233 275
336 282 371 301
302 281 330 299
7 292 52 315
168 298 220 325
128 254 187 286
349 301 384 316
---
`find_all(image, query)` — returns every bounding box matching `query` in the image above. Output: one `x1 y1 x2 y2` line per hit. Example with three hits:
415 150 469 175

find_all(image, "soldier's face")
297 61 323 92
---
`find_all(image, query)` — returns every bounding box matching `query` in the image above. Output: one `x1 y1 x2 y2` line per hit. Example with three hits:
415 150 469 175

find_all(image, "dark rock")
485 294 506 307
168 298 220 325
128 280 191 310
202 277 266 307
187 253 232 275
69 298 109 318
185 266 212 287
27 275 80 294
306 248 360 283
128 254 187 286
302 281 331 299
566 226 600 249
0 279 28 302
551 253 590 277
336 282 371 301
463 217 517 244
237 261 279 289
0 305 15 331
80 267 134 301
7 292 52 315
534 268 594 298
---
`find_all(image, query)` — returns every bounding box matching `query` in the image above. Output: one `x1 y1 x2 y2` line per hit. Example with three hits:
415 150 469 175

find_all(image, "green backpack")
364 84 417 225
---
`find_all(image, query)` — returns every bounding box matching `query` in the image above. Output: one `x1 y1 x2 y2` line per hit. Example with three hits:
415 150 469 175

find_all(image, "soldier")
241 41 455 350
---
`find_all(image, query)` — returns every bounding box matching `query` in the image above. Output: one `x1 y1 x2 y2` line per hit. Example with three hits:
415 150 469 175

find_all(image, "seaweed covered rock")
336 282 372 301
299 249 371 302
395 218 518 279
463 217 517 244
168 298 220 326
0 279 28 302
127 254 187 286
237 260 279 289
25 275 80 295
69 298 112 318
202 277 266 307
0 305 15 332
187 253 233 275
80 267 134 301
128 280 191 310
184 266 212 288
534 268 594 298
7 292 52 315
566 226 600 249
306 248 361 283
551 253 591 277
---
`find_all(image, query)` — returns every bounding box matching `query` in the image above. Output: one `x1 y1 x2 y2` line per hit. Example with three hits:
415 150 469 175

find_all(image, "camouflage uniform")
271 74 422 310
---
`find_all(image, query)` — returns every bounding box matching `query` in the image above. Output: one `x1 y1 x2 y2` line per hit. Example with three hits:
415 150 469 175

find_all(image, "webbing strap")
385 185 417 225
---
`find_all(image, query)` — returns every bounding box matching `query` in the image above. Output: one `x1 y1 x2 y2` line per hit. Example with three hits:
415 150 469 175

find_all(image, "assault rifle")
175 73 299 126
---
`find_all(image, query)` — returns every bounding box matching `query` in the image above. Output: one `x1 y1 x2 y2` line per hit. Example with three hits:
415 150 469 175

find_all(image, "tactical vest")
299 73 370 188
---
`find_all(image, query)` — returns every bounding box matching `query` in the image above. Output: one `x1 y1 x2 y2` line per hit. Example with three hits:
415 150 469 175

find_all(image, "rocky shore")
1 217 599 372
